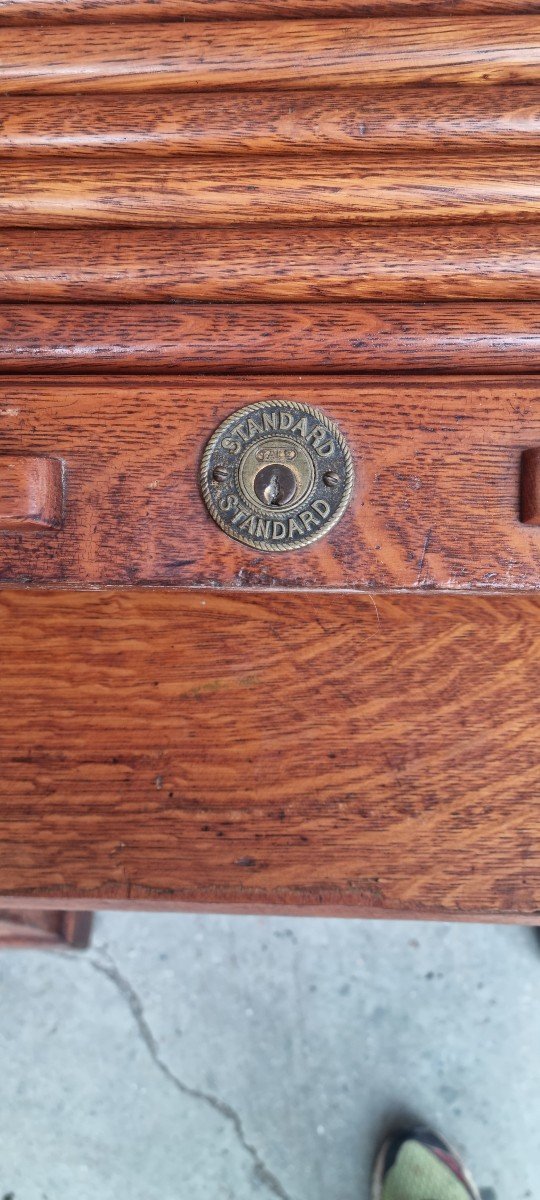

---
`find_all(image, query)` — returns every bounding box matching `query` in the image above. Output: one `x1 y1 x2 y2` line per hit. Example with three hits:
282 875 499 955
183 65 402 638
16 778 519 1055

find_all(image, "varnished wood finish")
2 154 539 226
2 19 539 93
0 455 64 529
3 0 540 19
1 303 539 373
1 589 539 919
1 375 539 592
2 226 538 303
1 89 538 154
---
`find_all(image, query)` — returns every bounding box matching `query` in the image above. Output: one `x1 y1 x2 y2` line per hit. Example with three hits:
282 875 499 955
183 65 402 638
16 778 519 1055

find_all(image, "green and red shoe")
372 1128 481 1200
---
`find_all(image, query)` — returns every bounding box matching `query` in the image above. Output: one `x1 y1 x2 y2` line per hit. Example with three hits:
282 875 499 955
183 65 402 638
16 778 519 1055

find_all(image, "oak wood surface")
3 0 540 18
0 588 539 919
2 226 538 303
1 89 538 154
1 303 539 374
2 154 538 226
0 375 539 592
2 19 539 93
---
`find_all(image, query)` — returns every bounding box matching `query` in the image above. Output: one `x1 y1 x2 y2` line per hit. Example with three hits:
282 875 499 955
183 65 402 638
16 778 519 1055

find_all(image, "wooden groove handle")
521 449 540 525
0 456 64 529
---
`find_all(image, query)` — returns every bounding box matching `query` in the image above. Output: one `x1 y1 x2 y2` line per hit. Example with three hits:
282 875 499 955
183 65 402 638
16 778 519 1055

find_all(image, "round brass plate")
200 400 354 552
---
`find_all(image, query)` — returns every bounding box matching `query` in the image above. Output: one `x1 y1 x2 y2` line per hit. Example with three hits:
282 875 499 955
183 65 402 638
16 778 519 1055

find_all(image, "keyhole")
253 464 297 507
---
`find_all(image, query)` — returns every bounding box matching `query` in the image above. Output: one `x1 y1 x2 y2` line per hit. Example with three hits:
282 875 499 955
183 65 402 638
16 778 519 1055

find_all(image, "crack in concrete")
90 949 293 1200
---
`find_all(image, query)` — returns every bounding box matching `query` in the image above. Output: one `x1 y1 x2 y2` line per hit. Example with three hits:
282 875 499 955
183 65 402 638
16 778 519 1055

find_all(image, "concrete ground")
0 914 536 1200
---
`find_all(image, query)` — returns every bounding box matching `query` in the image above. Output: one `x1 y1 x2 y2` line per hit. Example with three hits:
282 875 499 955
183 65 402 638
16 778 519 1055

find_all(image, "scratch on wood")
416 529 432 585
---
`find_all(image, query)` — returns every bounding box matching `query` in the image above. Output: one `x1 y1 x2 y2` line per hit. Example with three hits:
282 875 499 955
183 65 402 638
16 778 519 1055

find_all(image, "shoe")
372 1127 481 1200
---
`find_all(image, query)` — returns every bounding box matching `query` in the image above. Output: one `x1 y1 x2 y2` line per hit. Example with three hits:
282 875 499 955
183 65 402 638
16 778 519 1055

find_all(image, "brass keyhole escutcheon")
200 400 354 552
253 464 297 507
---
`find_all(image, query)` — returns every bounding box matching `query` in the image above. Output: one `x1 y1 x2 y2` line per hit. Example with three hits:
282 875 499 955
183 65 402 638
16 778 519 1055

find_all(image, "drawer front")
0 375 539 591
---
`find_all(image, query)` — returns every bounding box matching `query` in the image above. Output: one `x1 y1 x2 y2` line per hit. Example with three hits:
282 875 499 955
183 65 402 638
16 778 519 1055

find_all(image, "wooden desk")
0 0 539 932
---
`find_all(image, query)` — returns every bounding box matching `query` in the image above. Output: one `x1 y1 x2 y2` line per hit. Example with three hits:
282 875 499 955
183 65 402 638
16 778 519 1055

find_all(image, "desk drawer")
0 374 539 592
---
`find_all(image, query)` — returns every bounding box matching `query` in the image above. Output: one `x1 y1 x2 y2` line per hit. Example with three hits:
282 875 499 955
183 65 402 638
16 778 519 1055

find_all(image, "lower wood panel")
0 589 539 920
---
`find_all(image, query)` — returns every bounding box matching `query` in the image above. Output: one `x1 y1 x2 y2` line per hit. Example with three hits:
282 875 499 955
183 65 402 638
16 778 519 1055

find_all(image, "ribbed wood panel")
0 11 538 375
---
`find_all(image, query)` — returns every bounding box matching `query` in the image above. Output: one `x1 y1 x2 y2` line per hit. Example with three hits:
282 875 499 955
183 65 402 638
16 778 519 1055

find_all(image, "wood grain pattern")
2 154 538 226
3 0 540 20
1 89 538 154
2 226 538 302
0 375 539 592
0 455 64 529
1 19 539 93
1 588 539 919
1 303 539 373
